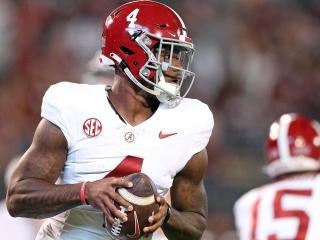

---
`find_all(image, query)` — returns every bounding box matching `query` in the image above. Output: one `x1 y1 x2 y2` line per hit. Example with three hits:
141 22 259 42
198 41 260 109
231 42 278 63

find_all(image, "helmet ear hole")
120 46 135 55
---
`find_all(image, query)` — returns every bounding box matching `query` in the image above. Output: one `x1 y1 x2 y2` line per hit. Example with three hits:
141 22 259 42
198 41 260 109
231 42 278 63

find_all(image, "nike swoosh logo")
159 131 177 139
127 211 140 238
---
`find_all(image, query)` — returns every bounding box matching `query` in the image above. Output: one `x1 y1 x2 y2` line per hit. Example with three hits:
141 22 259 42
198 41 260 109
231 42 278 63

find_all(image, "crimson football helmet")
264 113 320 178
100 0 195 107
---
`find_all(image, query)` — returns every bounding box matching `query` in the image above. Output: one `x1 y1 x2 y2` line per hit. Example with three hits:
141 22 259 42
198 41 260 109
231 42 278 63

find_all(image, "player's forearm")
6 178 82 218
162 208 207 240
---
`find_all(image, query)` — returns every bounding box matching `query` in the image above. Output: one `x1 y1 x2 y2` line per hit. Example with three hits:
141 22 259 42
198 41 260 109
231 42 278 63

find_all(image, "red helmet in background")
264 113 320 178
100 0 195 107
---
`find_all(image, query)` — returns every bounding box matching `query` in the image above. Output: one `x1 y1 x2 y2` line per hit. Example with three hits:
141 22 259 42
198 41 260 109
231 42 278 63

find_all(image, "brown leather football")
105 172 159 240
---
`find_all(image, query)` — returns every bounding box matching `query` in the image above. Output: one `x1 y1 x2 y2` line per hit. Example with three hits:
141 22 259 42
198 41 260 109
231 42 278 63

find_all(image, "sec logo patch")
83 118 102 137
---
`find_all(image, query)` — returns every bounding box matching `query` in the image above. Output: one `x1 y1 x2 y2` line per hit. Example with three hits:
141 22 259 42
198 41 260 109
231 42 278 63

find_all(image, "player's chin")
164 75 179 84
164 70 181 79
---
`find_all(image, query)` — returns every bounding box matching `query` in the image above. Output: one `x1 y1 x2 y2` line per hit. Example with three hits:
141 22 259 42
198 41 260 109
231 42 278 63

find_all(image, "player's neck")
107 74 159 126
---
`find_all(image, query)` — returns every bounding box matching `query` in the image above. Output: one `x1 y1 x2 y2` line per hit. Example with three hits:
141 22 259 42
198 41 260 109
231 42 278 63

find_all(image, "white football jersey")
234 174 320 240
36 82 214 240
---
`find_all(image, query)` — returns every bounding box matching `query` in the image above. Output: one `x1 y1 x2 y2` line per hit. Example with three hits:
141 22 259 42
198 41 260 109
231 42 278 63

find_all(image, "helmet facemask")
129 30 195 108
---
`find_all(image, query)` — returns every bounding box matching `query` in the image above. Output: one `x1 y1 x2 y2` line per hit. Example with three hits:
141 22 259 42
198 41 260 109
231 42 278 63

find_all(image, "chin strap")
156 71 180 108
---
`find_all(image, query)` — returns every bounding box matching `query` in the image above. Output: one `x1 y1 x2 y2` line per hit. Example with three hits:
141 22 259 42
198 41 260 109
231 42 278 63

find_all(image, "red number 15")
268 189 312 240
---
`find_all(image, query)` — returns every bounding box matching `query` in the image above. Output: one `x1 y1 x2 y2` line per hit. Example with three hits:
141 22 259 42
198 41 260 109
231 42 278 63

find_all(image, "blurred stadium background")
1 0 320 239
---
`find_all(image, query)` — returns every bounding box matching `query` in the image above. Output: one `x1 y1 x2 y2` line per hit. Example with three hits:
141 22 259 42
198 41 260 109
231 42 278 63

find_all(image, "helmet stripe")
278 114 294 162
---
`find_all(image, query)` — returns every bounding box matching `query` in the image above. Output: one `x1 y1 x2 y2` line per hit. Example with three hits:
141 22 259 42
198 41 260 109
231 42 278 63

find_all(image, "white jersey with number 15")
234 174 320 240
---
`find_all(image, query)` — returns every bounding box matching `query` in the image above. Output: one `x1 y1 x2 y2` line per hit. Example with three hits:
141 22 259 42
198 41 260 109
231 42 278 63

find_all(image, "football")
105 172 159 240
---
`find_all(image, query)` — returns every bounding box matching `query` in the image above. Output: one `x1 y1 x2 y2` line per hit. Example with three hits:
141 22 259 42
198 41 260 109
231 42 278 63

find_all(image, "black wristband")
163 203 172 224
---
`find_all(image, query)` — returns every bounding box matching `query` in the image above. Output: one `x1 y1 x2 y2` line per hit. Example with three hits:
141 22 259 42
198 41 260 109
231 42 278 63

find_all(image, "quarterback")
6 1 214 240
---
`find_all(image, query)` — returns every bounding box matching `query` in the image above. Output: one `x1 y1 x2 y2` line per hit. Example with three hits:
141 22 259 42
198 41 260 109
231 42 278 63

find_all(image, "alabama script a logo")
83 118 102 137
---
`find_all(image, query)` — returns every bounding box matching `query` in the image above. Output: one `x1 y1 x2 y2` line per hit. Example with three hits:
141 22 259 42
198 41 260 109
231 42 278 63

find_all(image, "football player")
234 113 320 240
6 1 214 240
81 50 114 85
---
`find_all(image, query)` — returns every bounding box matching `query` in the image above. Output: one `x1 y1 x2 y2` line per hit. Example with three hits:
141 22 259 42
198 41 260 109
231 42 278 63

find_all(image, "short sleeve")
185 103 214 161
41 83 72 147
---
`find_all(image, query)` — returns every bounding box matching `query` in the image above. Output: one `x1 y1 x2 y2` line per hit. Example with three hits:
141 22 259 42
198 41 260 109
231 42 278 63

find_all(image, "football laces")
110 206 127 236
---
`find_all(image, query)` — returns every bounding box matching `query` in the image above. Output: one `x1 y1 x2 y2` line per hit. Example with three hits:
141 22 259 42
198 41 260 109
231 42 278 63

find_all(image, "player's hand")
143 196 169 235
85 177 133 224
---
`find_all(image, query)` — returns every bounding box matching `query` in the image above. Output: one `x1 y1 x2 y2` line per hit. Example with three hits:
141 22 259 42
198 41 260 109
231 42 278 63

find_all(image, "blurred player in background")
6 1 214 240
234 113 320 240
81 50 114 85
